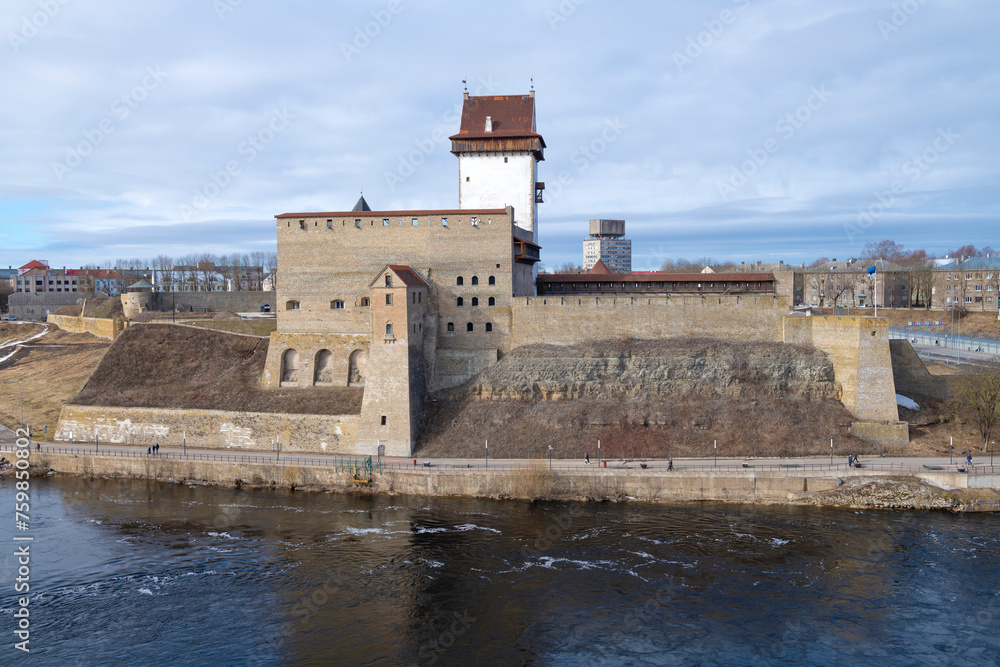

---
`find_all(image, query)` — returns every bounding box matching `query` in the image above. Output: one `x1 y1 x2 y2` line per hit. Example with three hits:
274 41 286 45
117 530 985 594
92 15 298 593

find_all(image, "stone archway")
348 349 367 387
314 349 333 385
281 349 299 384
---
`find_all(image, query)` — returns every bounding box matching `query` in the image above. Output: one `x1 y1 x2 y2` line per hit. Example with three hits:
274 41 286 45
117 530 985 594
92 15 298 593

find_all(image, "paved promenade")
5 436 999 475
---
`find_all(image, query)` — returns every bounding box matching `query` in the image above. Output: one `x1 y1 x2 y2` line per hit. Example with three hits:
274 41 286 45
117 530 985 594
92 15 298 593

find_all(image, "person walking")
668 458 674 471
847 454 853 468
585 453 590 464
147 446 151 455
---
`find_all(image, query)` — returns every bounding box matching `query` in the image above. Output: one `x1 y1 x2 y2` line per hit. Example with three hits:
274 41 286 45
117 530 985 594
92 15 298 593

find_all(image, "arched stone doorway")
281 349 299 384
314 349 333 384
348 349 367 387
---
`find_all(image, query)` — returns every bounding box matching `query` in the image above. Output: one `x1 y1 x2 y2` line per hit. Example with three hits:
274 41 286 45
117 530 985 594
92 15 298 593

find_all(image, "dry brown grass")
0 324 111 437
187 319 277 337
71 323 361 415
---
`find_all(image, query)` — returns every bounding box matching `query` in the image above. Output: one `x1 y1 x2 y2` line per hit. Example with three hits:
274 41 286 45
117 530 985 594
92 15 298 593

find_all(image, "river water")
1 477 999 665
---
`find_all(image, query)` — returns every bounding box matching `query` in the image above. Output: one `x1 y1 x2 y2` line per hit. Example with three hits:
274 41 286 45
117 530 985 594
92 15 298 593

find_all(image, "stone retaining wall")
54 405 362 454
47 313 124 340
28 451 991 505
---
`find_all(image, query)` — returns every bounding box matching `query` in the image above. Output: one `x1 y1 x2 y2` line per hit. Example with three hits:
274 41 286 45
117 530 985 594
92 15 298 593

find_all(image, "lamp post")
485 440 488 468
830 438 833 466
714 440 717 467
548 445 552 470
597 440 601 467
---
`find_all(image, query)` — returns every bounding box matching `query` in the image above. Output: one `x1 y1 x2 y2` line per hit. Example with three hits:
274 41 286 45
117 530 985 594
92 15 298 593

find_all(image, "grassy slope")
71 323 361 415
0 323 112 438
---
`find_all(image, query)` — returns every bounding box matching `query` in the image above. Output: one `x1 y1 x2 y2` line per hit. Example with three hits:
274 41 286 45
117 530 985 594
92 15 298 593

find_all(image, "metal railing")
4 443 999 476
889 328 1000 356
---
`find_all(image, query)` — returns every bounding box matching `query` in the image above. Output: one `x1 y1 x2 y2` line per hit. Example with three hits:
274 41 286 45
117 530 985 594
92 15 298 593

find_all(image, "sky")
1 0 998 272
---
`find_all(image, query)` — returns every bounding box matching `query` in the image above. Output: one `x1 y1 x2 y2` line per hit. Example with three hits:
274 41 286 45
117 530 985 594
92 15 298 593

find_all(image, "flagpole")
874 263 878 318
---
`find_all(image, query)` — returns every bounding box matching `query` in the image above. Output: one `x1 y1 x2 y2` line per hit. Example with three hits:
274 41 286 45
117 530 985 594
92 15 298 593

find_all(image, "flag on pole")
866 265 877 275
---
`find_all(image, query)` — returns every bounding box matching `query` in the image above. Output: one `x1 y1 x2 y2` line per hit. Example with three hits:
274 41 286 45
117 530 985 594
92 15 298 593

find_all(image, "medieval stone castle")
258 91 908 456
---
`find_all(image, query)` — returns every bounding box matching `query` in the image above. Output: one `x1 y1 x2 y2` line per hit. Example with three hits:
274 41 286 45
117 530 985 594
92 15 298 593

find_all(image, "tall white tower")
450 91 546 246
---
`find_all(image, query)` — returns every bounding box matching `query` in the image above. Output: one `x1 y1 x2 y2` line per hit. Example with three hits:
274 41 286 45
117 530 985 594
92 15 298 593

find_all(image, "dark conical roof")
352 195 372 212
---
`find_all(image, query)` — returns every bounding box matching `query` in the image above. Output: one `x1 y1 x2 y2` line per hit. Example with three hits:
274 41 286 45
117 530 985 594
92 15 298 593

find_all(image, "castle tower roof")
588 259 612 275
352 195 372 212
450 92 545 160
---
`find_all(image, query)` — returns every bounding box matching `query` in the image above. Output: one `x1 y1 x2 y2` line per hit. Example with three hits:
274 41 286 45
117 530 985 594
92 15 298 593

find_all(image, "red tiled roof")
449 94 544 141
588 260 612 275
368 265 428 288
387 265 428 287
276 208 507 219
539 272 775 283
19 260 47 270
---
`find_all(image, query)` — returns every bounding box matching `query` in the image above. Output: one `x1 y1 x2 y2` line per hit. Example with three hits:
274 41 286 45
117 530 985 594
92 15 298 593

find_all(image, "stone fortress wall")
51 91 909 454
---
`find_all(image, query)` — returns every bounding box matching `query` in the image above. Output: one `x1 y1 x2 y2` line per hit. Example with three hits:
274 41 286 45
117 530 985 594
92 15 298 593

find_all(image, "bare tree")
955 360 1000 452
264 251 278 290
0 281 12 313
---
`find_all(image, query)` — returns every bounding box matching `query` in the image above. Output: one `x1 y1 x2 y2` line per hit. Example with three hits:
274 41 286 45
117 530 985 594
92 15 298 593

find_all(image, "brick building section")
932 257 1000 310
267 207 537 456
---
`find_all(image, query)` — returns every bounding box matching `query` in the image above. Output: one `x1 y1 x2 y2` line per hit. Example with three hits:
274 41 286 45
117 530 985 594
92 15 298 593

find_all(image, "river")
1 477 998 665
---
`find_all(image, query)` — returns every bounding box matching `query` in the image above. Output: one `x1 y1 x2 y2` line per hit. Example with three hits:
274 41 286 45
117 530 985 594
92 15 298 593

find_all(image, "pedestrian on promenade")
147 446 151 455
668 458 674 471
847 454 853 467
585 453 590 464
967 453 973 467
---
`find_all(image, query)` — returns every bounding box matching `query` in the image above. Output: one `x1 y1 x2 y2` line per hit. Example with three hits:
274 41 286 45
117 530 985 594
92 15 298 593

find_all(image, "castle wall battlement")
510 294 790 347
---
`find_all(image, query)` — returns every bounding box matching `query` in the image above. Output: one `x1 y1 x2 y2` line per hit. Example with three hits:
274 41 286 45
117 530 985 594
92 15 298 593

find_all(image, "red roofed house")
11 260 83 294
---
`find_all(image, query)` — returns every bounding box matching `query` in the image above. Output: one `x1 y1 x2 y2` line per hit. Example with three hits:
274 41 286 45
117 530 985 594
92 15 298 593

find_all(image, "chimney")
485 116 493 132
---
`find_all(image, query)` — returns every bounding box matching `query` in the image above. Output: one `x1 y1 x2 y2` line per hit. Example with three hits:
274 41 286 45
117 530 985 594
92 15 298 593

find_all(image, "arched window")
385 322 393 337
471 276 479 285
488 276 496 285
331 300 344 309
456 297 464 307
471 297 479 306
285 300 300 310
488 297 495 306
457 276 464 286
385 294 392 305
447 322 454 332
466 322 474 332
281 349 299 383
485 323 493 332
384 275 392 287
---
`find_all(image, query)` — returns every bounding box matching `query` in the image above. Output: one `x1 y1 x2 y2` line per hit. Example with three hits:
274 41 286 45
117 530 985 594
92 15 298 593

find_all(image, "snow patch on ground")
897 394 920 411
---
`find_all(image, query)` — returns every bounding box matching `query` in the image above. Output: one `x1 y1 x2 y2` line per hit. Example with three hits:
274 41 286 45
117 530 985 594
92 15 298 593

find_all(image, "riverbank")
10 447 1000 512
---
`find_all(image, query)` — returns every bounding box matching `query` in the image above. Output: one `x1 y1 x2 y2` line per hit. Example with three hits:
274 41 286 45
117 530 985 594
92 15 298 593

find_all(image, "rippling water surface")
1 477 999 665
